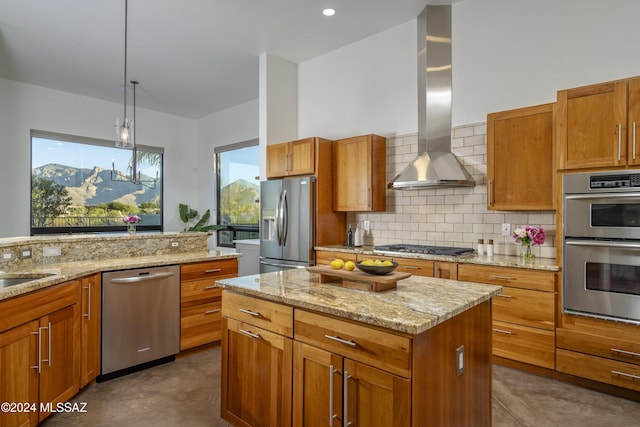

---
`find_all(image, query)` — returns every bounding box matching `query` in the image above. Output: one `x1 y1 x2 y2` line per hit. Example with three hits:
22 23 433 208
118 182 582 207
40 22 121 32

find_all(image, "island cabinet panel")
80 273 101 387
180 259 237 350
388 257 435 277
486 103 555 211
458 264 557 369
557 313 640 391
0 280 81 424
316 250 357 265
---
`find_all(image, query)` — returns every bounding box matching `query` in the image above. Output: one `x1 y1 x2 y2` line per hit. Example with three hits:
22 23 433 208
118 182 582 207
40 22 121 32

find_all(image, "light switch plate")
501 223 511 236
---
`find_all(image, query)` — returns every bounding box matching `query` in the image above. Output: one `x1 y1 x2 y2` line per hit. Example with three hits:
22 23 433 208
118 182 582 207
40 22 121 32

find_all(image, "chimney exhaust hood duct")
389 4 475 190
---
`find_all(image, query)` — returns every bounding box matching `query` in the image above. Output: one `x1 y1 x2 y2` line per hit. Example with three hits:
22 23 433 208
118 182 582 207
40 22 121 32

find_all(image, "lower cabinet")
80 273 101 387
0 280 81 425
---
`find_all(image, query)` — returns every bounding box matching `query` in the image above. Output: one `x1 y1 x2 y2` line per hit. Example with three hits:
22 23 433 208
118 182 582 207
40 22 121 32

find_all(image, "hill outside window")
214 140 259 248
30 130 163 234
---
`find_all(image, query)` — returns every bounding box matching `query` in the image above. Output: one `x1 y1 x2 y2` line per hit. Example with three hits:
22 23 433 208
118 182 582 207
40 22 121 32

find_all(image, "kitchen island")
217 269 502 427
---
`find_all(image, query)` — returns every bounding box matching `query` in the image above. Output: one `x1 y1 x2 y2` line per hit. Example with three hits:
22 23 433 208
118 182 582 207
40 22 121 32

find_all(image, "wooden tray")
306 265 411 292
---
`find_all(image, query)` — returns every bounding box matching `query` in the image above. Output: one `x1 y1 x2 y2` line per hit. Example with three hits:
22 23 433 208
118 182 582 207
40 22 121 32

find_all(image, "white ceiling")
0 0 430 119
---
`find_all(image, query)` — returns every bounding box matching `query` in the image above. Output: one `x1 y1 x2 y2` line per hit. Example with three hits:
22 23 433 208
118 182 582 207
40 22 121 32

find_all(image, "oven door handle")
564 192 640 200
565 240 640 249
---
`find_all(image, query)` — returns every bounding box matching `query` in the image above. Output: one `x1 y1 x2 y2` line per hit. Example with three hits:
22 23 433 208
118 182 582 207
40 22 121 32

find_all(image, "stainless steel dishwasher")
99 264 180 381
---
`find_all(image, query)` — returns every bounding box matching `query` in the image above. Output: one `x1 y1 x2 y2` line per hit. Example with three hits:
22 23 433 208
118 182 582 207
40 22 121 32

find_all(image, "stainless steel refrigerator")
260 176 315 273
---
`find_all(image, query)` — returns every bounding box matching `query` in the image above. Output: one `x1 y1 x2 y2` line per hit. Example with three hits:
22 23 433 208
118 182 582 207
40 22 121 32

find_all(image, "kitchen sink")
0 273 55 289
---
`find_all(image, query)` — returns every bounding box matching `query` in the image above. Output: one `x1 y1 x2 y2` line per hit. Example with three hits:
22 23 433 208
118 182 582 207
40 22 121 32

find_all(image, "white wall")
298 0 640 137
0 77 196 237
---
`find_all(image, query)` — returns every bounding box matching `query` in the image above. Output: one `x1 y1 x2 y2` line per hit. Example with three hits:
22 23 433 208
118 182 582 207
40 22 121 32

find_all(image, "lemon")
330 259 344 269
381 260 394 267
361 259 374 266
344 261 355 271
373 259 383 266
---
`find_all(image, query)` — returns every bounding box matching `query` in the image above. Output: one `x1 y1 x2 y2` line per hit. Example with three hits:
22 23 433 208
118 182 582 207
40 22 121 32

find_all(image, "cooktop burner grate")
373 244 474 257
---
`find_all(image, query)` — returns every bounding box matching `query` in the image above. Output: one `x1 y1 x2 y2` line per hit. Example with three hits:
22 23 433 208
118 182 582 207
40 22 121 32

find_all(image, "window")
215 140 259 247
31 130 163 234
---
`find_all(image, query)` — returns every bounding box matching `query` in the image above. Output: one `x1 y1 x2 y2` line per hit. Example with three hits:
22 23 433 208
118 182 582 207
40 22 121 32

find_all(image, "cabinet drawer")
458 264 556 292
181 278 223 307
294 309 411 378
390 258 434 277
557 348 640 392
492 286 555 330
315 251 357 265
181 259 238 281
180 301 222 350
557 327 640 366
222 291 293 337
492 320 555 369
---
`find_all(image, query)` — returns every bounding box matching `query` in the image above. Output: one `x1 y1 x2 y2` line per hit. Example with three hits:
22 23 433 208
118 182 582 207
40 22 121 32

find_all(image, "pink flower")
122 214 141 224
513 226 545 246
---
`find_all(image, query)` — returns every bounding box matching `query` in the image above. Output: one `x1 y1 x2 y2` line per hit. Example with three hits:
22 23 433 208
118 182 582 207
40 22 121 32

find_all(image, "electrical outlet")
170 241 179 248
1 251 12 261
501 223 511 236
43 246 61 257
364 220 370 231
456 345 465 376
20 248 32 259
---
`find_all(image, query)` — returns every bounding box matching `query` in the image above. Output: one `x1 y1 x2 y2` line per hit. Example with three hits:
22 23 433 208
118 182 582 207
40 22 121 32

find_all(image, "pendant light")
115 0 133 148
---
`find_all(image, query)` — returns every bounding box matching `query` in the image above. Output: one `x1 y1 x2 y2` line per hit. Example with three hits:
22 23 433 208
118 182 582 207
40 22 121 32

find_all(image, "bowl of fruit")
355 259 398 275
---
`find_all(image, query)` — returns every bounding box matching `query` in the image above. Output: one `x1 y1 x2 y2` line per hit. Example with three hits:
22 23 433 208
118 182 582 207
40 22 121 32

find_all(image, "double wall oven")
563 170 640 323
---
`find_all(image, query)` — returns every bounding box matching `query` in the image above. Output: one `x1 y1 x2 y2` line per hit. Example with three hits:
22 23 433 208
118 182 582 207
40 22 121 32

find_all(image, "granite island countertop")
0 250 240 301
315 245 560 272
216 269 502 335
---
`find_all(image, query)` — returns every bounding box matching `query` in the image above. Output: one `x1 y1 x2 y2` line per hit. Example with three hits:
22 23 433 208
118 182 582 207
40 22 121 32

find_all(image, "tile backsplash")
348 123 556 259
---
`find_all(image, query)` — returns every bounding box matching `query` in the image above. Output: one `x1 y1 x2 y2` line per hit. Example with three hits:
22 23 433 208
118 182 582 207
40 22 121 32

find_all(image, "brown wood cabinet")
487 103 555 210
266 137 317 178
80 274 101 387
557 313 640 392
0 280 81 424
333 134 386 212
458 264 557 369
315 250 357 265
222 290 493 427
557 77 640 169
180 259 238 351
221 291 294 427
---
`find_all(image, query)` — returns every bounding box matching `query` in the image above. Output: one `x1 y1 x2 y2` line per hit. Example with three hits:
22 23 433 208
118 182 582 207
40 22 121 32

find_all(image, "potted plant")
179 203 224 232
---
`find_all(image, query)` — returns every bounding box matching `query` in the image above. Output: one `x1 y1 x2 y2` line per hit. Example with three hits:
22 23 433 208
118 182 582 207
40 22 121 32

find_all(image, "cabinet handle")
403 265 420 270
367 188 371 209
324 334 357 347
31 330 41 372
618 123 623 161
492 328 513 335
239 308 261 317
83 283 92 320
496 294 513 299
634 121 637 161
329 365 339 426
490 275 513 281
204 285 218 290
611 348 640 358
205 308 221 315
239 328 260 339
283 154 288 172
612 370 640 381
204 268 222 273
41 322 51 367
343 370 352 427
487 179 492 206
288 153 292 172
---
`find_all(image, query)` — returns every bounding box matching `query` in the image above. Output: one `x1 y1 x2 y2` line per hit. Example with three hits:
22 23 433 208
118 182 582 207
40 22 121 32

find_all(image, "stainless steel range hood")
389 4 475 190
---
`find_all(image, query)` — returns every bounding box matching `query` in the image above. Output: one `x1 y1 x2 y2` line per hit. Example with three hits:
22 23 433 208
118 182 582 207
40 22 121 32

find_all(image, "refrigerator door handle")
282 189 288 246
276 189 284 246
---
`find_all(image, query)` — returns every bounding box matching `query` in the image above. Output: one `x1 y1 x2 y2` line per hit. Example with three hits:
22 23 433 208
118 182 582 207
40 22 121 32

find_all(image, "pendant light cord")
123 0 128 121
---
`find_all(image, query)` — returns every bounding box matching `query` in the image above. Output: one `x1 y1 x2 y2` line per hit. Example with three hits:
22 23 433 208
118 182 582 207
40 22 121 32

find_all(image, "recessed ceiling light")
322 8 336 17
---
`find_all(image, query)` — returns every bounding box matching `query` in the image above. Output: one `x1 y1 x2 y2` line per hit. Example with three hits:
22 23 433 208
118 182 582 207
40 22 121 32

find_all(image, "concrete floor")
42 346 640 426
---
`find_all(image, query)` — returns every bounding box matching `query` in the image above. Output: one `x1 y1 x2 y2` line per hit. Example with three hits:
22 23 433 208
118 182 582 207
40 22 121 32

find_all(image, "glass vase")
522 243 534 264
127 223 137 234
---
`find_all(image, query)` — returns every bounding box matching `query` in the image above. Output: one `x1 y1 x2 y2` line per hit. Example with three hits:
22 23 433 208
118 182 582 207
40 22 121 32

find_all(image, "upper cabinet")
557 77 640 170
487 103 555 211
266 137 317 178
333 134 386 212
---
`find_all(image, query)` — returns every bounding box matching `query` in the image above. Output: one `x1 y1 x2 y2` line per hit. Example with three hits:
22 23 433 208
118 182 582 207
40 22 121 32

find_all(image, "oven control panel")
590 173 640 189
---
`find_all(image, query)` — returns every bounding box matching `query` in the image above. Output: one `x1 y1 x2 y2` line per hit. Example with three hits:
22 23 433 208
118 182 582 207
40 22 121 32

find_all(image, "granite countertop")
216 269 502 335
0 250 240 301
315 245 560 272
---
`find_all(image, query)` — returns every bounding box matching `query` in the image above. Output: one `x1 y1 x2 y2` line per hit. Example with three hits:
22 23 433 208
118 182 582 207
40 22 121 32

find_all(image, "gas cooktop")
373 244 474 257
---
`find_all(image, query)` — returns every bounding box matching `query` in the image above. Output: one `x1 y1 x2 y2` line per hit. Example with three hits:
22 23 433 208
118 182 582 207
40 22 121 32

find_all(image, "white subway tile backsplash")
346 124 556 258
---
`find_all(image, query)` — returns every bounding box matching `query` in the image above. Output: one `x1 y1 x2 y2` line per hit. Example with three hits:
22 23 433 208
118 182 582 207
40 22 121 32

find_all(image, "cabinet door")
80 274 101 387
288 138 315 176
0 320 39 427
316 250 357 265
180 301 222 350
558 80 627 169
266 143 290 178
38 305 80 422
434 261 457 280
487 104 554 210
293 342 343 427
343 359 410 427
628 77 640 166
221 318 292 427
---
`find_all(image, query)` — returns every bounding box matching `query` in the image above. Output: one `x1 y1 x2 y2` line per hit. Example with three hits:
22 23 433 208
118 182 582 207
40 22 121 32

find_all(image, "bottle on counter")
486 239 494 257
347 224 353 246
354 223 362 247
477 239 485 256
